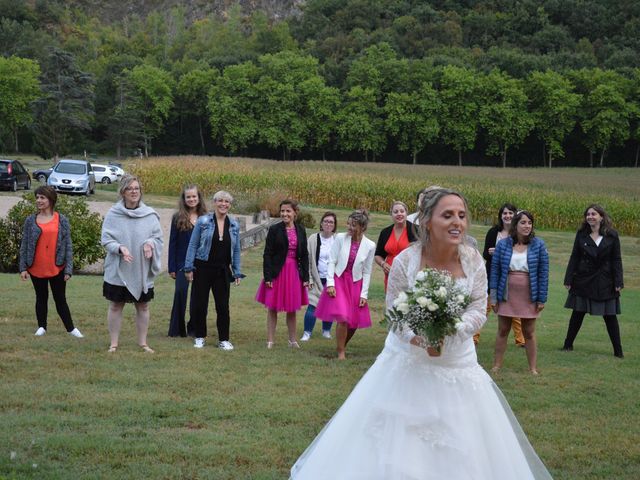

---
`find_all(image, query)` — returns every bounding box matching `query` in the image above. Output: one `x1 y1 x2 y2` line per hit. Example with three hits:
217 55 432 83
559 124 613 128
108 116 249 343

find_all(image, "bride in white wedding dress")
290 187 553 480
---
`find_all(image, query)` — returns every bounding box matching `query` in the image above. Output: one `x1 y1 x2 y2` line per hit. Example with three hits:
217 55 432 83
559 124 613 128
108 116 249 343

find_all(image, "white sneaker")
322 330 332 339
68 328 84 338
218 341 234 351
194 338 205 348
300 331 311 342
34 327 46 336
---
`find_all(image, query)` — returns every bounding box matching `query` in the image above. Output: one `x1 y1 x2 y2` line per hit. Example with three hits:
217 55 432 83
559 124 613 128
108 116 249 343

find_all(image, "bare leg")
108 302 125 348
521 318 538 373
336 322 348 360
286 312 297 343
266 309 277 344
492 315 512 371
135 302 150 347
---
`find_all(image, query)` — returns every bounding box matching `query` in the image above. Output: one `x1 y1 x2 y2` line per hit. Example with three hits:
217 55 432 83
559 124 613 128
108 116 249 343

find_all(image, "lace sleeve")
447 249 488 346
385 247 416 344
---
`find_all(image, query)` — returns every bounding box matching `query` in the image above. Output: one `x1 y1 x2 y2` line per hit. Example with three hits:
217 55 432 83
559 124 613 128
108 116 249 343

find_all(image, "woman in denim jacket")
184 191 243 350
490 210 548 375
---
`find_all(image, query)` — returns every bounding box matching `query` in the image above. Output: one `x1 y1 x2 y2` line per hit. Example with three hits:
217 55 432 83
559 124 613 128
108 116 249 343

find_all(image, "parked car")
32 167 54 183
0 158 31 191
47 159 95 195
108 162 125 177
92 163 119 184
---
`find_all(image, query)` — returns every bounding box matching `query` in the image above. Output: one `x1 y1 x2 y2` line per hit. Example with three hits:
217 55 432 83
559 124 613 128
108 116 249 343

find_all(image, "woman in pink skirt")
315 210 376 360
490 211 549 374
256 199 309 349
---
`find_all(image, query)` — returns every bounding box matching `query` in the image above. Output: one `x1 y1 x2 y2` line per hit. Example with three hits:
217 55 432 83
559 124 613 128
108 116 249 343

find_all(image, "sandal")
140 345 155 353
288 340 300 349
107 345 118 353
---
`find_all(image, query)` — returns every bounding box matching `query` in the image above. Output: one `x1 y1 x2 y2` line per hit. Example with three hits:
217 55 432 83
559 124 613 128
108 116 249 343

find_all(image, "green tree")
177 68 218 154
478 70 533 167
0 56 40 151
580 82 632 167
336 86 386 162
526 70 581 167
124 64 174 157
208 62 260 154
384 82 440 164
31 47 94 160
299 76 340 160
437 65 479 166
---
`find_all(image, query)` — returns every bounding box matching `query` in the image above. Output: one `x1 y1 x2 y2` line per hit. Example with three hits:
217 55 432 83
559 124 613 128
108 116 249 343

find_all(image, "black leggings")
30 270 75 332
563 310 623 356
189 267 231 341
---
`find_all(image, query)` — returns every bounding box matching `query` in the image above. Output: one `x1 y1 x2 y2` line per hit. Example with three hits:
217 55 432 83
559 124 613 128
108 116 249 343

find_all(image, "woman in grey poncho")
101 175 163 353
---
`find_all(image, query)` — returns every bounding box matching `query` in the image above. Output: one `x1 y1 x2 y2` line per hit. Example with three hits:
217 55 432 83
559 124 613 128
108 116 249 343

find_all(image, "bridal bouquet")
385 268 470 351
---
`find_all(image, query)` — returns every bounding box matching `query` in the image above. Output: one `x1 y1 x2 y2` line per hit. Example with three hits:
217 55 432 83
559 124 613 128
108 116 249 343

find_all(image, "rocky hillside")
63 0 304 22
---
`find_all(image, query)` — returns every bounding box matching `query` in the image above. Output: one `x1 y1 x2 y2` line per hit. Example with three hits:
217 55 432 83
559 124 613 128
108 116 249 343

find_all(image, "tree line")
1 1 639 166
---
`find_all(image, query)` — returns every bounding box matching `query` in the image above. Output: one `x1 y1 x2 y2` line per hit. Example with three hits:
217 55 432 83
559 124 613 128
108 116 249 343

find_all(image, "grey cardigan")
19 213 73 277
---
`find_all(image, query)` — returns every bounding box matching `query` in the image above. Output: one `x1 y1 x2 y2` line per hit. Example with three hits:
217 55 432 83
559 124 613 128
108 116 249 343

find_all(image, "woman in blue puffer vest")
490 210 549 375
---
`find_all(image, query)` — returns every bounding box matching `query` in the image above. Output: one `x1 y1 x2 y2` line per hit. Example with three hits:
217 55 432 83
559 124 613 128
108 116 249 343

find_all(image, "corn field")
131 156 640 236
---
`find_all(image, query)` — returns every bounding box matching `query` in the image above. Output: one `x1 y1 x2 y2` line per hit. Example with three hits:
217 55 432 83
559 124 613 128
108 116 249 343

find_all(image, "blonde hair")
417 186 470 245
348 209 370 231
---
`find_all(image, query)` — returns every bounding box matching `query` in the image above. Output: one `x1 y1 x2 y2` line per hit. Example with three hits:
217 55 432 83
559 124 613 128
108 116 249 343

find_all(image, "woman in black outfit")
562 204 624 358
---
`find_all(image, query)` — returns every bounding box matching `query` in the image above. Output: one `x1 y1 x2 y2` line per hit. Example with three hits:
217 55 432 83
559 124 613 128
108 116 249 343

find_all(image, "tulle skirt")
256 257 308 312
290 333 553 480
314 270 371 329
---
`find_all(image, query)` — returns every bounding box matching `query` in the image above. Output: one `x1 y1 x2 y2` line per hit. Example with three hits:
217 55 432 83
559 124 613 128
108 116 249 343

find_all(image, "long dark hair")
509 210 535 244
496 203 518 231
579 204 613 236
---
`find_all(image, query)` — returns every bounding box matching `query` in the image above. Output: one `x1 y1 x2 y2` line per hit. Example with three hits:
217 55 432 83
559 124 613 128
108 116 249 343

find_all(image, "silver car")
48 159 96 195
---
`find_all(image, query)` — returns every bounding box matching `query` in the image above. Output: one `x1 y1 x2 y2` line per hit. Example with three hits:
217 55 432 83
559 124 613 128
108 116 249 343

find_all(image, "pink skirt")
497 272 539 319
315 269 371 329
256 257 308 313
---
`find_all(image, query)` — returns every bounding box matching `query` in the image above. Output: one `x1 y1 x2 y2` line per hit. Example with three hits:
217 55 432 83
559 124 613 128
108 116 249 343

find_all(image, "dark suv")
0 159 31 191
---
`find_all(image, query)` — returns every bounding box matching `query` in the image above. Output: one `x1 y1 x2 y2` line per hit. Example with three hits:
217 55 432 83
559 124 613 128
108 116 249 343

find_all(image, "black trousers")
189 267 231 341
30 270 75 332
564 310 623 356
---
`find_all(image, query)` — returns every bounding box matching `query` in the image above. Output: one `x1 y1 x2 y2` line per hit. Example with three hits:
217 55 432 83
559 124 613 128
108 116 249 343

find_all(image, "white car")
92 163 120 184
108 163 125 178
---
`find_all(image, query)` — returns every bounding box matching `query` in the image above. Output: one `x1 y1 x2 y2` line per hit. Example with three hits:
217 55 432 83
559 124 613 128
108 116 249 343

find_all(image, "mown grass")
1 204 639 479
130 156 640 236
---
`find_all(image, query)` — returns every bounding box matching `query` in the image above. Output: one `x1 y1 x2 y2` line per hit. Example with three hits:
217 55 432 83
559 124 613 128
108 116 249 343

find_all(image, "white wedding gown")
291 244 553 480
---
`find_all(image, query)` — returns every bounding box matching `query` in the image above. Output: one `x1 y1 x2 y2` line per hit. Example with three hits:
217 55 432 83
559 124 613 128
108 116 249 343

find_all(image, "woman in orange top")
374 201 417 291
19 186 82 337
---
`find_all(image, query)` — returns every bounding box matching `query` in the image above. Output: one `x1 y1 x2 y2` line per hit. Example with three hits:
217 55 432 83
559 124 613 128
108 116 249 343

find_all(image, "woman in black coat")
562 204 624 357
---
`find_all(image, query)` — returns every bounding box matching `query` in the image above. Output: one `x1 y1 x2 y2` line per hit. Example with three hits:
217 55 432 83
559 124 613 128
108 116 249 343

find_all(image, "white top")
594 235 603 246
406 211 420 224
317 235 334 278
326 232 376 299
509 249 529 272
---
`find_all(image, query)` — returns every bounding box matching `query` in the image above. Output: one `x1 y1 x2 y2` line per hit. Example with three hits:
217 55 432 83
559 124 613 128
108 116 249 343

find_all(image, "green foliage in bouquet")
385 268 471 350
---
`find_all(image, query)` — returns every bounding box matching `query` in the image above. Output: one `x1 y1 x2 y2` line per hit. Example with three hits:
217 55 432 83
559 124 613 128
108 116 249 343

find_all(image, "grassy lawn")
0 202 638 479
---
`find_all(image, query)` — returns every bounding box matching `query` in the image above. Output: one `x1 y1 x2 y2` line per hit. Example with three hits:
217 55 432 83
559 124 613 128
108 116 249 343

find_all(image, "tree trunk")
322 148 326 161
458 150 462 166
542 142 546 167
599 148 606 168
282 147 286 161
635 144 639 167
589 151 593 168
116 139 121 160
199 119 205 154
144 135 149 157
501 149 507 168
13 129 19 152
412 150 417 165
364 150 368 162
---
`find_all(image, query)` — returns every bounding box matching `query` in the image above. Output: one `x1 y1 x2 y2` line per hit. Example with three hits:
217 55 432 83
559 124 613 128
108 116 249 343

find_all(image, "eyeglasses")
322 219 335 224
125 187 140 192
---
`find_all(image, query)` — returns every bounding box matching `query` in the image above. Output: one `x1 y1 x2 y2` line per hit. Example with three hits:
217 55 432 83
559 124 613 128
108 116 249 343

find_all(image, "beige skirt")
497 271 539 319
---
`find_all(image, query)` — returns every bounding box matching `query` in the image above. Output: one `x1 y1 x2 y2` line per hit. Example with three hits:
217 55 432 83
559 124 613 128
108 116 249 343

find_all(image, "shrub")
0 193 103 273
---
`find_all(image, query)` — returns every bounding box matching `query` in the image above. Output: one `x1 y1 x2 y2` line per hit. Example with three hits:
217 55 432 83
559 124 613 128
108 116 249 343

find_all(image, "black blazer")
564 229 623 301
482 225 501 291
374 222 417 258
262 221 309 283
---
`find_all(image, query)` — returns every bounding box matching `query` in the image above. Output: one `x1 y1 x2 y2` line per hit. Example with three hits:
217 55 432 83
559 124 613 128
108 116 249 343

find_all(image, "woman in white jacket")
314 209 376 360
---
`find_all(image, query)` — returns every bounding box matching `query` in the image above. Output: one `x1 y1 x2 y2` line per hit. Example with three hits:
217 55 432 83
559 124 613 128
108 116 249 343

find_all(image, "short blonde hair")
390 201 408 215
213 190 234 203
118 175 142 202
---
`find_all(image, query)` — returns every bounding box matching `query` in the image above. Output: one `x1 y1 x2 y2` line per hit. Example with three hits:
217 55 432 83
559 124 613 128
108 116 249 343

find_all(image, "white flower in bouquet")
416 296 429 308
384 268 471 352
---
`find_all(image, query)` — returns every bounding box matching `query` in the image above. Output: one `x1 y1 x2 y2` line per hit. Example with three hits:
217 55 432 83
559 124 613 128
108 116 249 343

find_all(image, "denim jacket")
183 214 243 279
